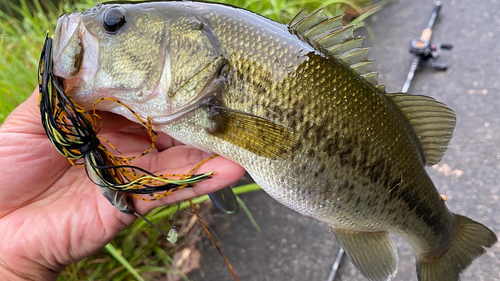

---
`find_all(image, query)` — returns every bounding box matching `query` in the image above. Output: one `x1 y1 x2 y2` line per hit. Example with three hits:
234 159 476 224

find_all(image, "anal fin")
330 227 398 281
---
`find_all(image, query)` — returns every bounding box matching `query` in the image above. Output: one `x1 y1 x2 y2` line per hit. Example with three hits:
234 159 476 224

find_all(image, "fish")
51 2 497 280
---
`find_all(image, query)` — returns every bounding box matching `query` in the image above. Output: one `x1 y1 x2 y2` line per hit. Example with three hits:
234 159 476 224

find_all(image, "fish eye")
103 7 126 34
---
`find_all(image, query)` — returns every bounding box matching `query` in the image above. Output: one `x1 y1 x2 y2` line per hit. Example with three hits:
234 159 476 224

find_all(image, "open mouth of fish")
53 14 93 93
53 14 83 78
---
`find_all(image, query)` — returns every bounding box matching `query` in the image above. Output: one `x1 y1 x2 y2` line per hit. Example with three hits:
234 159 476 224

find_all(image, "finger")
131 149 245 214
155 132 183 151
98 116 180 152
97 111 143 134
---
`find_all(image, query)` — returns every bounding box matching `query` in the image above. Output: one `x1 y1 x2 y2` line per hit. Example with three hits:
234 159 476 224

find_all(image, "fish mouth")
53 13 84 79
52 13 100 105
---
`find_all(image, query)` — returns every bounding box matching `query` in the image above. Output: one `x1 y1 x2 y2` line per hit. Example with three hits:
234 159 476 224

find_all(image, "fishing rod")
402 1 452 93
327 2 452 280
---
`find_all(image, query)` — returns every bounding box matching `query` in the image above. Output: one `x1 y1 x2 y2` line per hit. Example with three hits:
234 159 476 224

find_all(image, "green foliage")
0 0 99 122
210 0 374 23
1 0 381 279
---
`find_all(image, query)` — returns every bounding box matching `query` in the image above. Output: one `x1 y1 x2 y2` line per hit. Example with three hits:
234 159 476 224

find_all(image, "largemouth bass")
51 2 497 280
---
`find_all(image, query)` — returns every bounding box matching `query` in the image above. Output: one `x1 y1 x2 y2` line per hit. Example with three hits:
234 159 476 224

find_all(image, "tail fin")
417 214 497 281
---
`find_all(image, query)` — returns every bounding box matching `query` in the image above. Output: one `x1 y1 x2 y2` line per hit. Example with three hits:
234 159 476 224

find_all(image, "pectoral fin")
330 227 398 281
207 106 297 159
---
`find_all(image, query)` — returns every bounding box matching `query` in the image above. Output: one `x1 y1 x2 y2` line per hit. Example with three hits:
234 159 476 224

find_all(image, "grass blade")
104 243 145 281
236 195 262 234
232 183 262 194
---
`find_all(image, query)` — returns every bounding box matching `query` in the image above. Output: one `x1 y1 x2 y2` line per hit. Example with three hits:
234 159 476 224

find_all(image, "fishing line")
182 156 239 281
188 198 240 281
134 211 171 238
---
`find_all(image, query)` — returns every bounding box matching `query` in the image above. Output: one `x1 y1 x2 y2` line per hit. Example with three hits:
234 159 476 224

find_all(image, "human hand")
0 89 246 280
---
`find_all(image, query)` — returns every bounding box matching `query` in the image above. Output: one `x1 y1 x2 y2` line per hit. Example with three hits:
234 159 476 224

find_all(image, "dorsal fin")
327 36 364 56
351 60 374 74
287 9 307 27
305 15 344 40
293 7 328 33
287 8 385 91
361 72 379 86
386 93 456 166
318 25 355 48
339 48 370 65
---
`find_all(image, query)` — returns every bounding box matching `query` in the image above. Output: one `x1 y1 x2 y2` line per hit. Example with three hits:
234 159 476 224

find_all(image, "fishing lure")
37 33 213 228
38 32 238 214
38 34 240 280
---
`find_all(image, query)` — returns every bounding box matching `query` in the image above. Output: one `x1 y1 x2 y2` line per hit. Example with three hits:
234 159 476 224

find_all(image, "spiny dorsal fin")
327 36 364 56
293 7 328 33
287 9 384 91
339 48 370 66
386 93 456 166
287 9 307 27
361 72 379 86
305 15 343 41
351 60 374 74
318 25 355 48
376 85 386 92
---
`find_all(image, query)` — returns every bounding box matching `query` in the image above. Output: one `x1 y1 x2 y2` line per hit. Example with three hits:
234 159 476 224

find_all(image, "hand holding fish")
0 89 245 280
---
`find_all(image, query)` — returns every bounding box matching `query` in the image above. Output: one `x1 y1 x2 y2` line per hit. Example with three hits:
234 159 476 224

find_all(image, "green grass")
0 0 96 122
1 0 382 279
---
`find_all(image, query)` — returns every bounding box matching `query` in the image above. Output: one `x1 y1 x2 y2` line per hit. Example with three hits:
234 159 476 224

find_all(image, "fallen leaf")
167 245 201 281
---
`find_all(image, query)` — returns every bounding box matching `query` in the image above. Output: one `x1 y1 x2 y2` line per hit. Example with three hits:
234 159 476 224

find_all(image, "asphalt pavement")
188 0 500 280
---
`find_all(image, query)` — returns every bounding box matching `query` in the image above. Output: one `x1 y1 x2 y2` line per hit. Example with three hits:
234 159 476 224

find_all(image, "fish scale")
163 7 488 276
52 2 496 280
207 11 446 240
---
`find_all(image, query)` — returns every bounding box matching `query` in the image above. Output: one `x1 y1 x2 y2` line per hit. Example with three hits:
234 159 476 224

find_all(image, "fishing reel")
402 1 453 93
409 38 453 71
